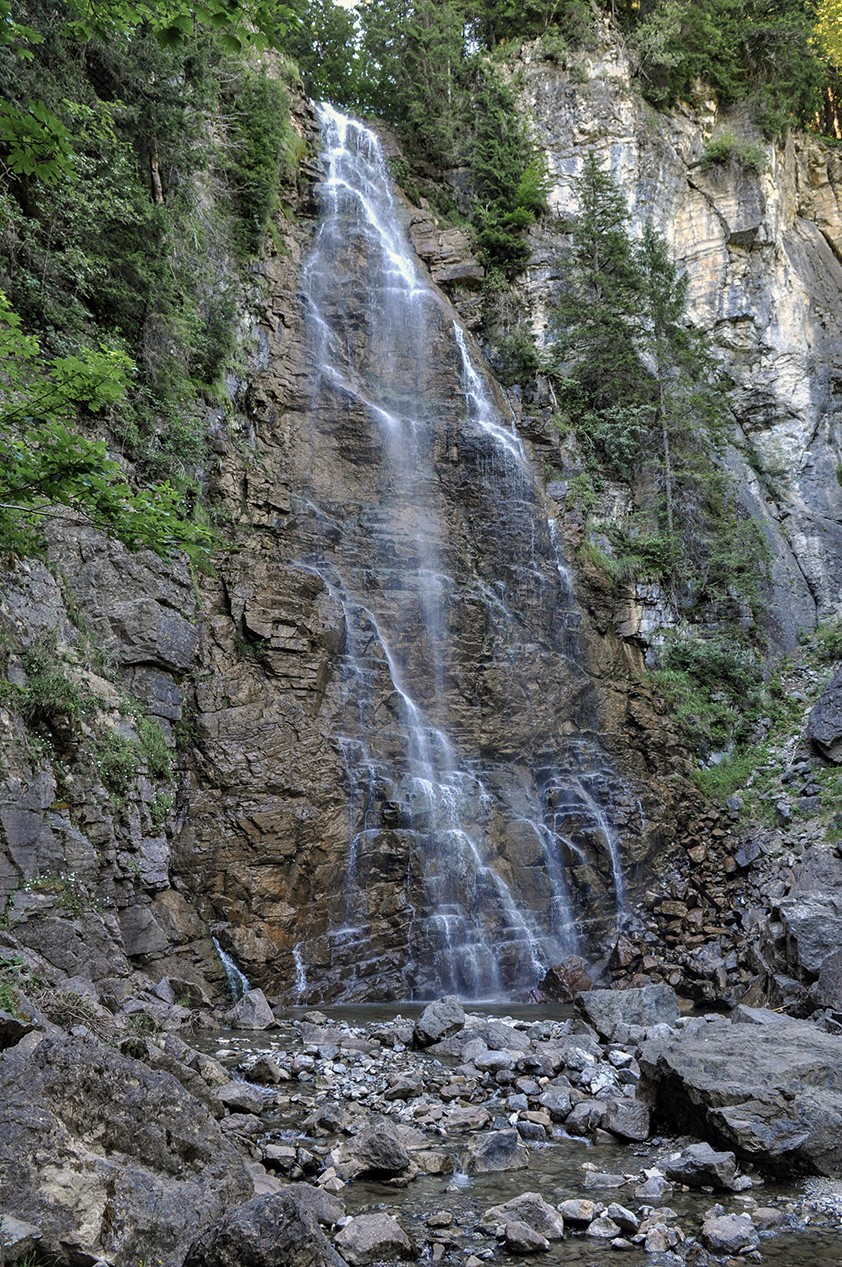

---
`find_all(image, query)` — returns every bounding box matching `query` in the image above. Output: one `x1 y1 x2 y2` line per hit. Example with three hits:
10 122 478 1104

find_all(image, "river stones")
334 1213 415 1264
603 1097 650 1141
228 989 275 1030
701 1212 758 1255
347 1121 411 1177
663 1142 738 1190
504 1220 551 1254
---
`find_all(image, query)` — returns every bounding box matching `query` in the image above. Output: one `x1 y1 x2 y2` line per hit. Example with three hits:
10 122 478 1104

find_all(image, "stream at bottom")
200 1004 842 1267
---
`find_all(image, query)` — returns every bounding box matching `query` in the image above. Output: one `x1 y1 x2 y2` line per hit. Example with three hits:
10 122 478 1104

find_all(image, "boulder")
663 1142 737 1190
465 1129 528 1174
334 1213 414 1265
483 1194 565 1240
557 1200 595 1225
229 989 275 1030
184 1191 347 1267
806 666 842 762
778 894 842 976
812 948 842 1010
602 1097 650 1142
348 1121 411 1177
537 1086 571 1122
576 985 679 1041
701 1213 758 1255
504 1221 550 1254
640 1018 842 1175
0 1032 251 1266
216 1081 265 1116
414 996 465 1046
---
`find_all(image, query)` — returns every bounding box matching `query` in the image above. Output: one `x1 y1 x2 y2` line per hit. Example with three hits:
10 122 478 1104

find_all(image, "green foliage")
652 633 763 755
701 127 767 170
150 789 175 828
138 717 173 781
552 156 768 613
287 0 361 103
815 617 842 660
60 0 299 54
358 0 470 168
628 0 832 137
94 731 139 798
224 69 296 259
470 66 549 276
0 98 74 183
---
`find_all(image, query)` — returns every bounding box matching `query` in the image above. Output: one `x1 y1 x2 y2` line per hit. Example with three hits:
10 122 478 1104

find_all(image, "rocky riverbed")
5 981 842 1267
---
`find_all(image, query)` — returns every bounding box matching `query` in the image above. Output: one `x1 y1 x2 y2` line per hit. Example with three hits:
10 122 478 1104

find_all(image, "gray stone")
503 1220 550 1254
229 989 275 1030
465 1129 528 1174
812 948 842 1010
118 905 169 957
0 1214 43 1263
0 1032 251 1265
606 1204 638 1233
603 1098 650 1142
334 1213 414 1265
779 894 842 975
557 1200 595 1225
483 1194 565 1240
663 1142 737 1190
576 986 680 1041
415 996 465 1046
349 1121 411 1177
0 1008 37 1050
216 1081 265 1116
640 1018 842 1175
184 1191 347 1267
701 1213 758 1255
537 1086 571 1121
586 1215 621 1238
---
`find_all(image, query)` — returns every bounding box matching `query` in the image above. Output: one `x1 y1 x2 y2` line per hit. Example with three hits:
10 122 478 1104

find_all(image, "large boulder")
465 1129 529 1174
333 1213 414 1265
414 996 465 1046
640 1018 842 1175
347 1121 411 1177
183 1190 347 1267
482 1193 565 1240
663 1142 738 1190
229 989 275 1030
576 985 679 1041
0 1033 251 1266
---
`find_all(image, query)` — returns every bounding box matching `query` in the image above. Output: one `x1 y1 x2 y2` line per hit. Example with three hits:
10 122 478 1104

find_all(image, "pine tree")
551 151 651 470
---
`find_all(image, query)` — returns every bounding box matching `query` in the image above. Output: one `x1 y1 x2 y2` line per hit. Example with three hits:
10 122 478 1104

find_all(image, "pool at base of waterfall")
196 1003 842 1267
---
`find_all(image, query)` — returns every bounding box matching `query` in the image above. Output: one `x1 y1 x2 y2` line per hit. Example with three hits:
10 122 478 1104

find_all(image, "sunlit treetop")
815 0 842 68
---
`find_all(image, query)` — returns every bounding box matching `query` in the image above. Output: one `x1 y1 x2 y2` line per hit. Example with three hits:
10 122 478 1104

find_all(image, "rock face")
0 1032 252 1265
519 34 842 652
175 100 672 1002
640 1015 842 1175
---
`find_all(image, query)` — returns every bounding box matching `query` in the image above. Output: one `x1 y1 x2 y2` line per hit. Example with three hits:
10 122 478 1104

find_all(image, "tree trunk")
149 143 164 205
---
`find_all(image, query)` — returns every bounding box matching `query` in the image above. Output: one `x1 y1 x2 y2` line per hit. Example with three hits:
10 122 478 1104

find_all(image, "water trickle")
213 937 251 1002
289 103 632 1000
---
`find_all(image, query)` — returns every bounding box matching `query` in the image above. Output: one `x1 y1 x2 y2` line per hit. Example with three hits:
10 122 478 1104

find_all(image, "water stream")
290 103 633 1000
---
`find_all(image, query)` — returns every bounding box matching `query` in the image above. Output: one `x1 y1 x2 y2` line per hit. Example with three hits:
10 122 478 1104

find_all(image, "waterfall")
213 936 251 1002
289 103 629 1000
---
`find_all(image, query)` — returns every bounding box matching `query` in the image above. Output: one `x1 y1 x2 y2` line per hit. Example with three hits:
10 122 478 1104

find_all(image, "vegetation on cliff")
0 0 303 563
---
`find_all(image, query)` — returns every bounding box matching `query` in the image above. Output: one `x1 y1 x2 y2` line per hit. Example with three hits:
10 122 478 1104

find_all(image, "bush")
700 128 766 172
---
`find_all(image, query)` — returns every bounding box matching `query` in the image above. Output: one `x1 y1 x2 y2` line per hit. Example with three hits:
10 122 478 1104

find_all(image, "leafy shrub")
700 128 766 172
94 731 139 798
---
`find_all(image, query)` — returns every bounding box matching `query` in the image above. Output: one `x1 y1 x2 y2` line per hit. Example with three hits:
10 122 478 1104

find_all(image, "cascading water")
290 103 631 999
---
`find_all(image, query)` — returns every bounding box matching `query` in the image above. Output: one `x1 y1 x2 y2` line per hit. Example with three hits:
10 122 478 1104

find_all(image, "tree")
286 0 361 104
551 151 651 470
470 66 548 277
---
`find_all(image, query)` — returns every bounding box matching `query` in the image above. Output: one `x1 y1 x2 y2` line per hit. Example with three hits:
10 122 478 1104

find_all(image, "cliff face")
2 37 841 1009
516 30 842 651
